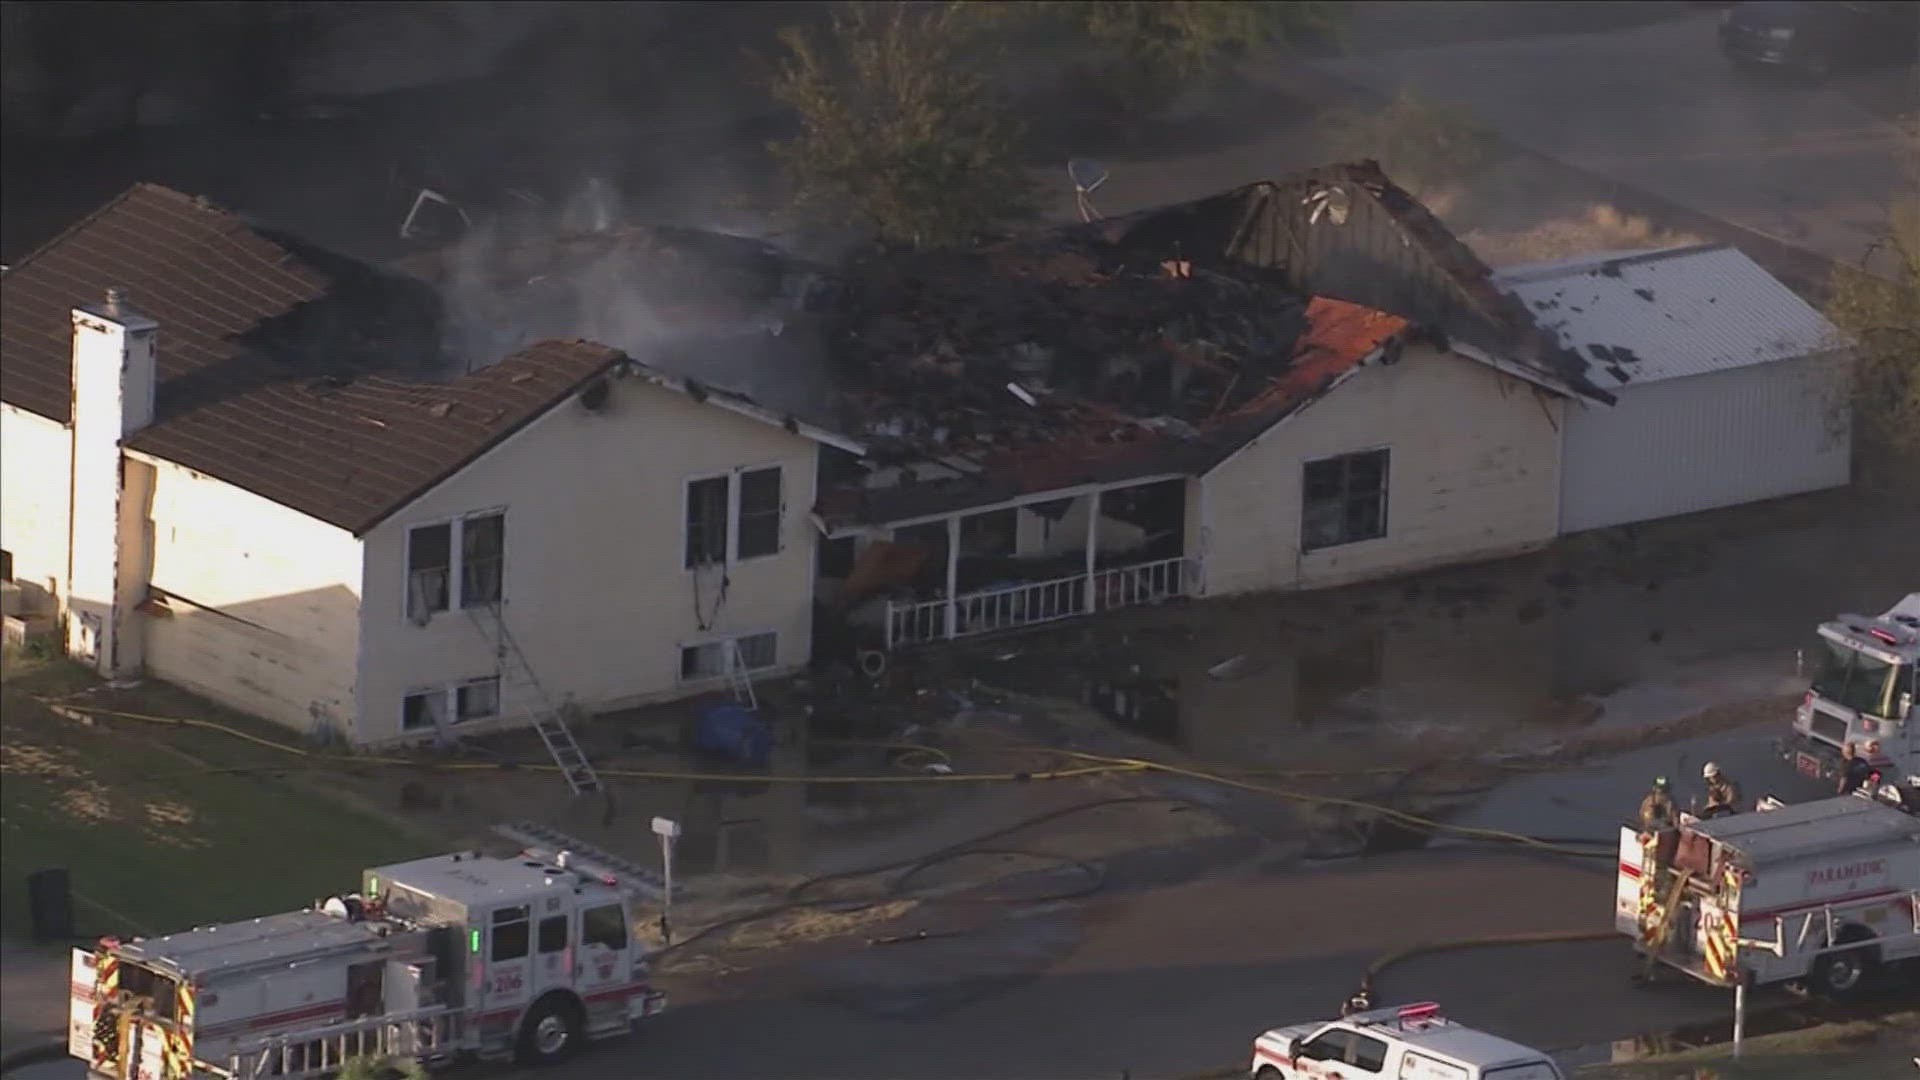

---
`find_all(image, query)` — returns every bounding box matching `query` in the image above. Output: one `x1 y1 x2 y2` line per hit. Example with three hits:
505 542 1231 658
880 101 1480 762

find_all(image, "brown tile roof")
0 184 625 534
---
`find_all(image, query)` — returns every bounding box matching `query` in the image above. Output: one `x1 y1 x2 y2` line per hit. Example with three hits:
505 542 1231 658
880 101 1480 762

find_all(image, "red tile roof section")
0 184 624 534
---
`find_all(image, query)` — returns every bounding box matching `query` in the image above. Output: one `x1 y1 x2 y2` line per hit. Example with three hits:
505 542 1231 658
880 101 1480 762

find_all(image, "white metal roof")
1491 244 1842 389
374 852 622 910
117 909 386 978
1690 795 1920 863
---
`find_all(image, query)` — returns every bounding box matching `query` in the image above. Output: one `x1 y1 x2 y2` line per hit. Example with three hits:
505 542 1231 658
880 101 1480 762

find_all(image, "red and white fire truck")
68 843 665 1079
1779 592 1919 796
1618 790 1920 998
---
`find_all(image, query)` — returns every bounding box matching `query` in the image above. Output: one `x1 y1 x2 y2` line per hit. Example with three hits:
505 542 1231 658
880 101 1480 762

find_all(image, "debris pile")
825 233 1313 465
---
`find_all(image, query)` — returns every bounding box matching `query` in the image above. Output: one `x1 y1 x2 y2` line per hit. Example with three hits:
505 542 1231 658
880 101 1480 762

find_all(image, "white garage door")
1559 355 1850 534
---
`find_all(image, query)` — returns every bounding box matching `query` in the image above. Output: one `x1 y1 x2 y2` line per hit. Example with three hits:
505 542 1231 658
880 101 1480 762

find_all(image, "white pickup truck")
1251 1002 1562 1080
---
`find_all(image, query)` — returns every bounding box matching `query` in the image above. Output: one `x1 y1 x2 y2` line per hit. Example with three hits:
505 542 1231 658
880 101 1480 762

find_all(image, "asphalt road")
1319 6 1918 275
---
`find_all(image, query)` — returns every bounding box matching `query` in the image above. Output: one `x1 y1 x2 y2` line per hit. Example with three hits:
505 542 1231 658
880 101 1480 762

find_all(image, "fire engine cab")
1780 593 1919 792
69 845 665 1079
1249 1002 1563 1080
1619 791 1920 998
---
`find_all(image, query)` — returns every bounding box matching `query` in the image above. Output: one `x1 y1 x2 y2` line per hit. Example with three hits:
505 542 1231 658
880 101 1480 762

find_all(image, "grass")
0 651 434 940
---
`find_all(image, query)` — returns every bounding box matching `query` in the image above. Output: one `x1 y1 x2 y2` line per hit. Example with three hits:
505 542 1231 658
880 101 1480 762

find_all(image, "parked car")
1718 1 1920 82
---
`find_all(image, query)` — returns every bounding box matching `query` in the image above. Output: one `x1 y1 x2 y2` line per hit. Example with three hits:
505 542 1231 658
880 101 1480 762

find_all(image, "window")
685 467 785 568
685 476 730 568
490 905 530 961
737 467 782 559
1298 1030 1354 1063
537 915 568 954
1302 449 1389 551
406 512 505 621
1 548 12 582
406 523 451 619
1349 1033 1390 1073
456 677 500 723
581 904 628 950
680 632 778 681
460 512 504 607
402 690 447 731
1811 640 1901 717
737 631 777 670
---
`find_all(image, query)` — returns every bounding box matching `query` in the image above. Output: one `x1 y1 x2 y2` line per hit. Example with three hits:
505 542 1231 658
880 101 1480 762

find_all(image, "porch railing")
885 556 1199 649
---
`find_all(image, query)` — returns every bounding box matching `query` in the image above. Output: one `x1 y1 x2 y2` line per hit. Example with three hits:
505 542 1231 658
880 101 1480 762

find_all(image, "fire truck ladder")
470 604 600 796
213 1007 464 1080
493 820 666 900
1645 868 1693 953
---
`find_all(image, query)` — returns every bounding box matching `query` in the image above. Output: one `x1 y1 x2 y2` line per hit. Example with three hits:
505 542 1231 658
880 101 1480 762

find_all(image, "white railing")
886 556 1198 648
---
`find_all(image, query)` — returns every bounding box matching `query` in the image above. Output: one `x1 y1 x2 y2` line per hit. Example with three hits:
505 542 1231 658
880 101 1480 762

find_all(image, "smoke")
417 176 840 417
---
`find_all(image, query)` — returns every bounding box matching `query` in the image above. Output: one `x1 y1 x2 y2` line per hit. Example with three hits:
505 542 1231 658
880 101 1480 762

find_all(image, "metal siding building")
1495 245 1851 533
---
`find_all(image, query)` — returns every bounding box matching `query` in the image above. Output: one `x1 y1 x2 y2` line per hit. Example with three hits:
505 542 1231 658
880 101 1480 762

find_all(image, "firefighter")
1701 762 1741 817
1638 777 1676 831
1838 741 1873 795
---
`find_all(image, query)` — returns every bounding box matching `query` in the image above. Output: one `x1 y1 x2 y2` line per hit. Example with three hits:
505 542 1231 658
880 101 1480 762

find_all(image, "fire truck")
1779 593 1919 794
1618 789 1920 999
68 842 666 1079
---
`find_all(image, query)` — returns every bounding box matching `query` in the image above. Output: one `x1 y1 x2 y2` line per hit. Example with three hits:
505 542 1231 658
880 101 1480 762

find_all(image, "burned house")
2 165 1637 746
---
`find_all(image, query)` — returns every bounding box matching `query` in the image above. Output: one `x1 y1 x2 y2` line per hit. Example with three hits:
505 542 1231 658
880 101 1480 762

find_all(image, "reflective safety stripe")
92 954 121 1066
166 982 195 1079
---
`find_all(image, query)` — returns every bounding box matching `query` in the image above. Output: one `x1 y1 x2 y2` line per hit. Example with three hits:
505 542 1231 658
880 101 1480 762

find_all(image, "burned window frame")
405 510 506 621
684 475 731 568
1301 449 1390 552
736 466 784 560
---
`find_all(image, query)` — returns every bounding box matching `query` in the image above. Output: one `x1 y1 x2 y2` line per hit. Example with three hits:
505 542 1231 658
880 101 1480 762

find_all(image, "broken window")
402 689 446 731
460 512 505 608
406 523 451 619
736 467 782 559
959 508 1017 558
680 632 778 680
456 677 500 723
1302 449 1389 552
685 476 730 568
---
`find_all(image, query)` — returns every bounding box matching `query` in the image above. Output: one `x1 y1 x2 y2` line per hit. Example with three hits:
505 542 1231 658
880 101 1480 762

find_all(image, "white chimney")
67 288 159 676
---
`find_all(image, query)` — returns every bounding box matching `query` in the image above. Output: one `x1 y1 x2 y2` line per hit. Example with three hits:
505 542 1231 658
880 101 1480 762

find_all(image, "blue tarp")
694 703 771 768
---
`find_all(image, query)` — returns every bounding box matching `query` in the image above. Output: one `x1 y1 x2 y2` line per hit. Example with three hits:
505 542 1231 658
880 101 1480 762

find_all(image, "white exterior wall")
1559 353 1851 534
0 403 72 612
1199 345 1564 596
357 376 820 744
139 456 364 736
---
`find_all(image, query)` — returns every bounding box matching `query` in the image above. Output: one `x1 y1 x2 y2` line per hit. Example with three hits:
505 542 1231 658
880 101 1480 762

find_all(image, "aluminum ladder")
493 820 666 900
214 1008 464 1080
470 605 601 796
725 637 758 711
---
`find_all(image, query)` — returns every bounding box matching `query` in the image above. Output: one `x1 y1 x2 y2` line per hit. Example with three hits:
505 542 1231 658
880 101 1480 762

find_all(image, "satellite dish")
1067 159 1110 224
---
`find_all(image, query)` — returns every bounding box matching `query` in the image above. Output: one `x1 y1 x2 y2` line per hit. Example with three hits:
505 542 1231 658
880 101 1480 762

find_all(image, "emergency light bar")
1398 1003 1441 1021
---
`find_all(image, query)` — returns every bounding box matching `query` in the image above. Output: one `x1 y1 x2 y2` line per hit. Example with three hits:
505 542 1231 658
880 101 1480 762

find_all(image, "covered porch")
825 476 1200 650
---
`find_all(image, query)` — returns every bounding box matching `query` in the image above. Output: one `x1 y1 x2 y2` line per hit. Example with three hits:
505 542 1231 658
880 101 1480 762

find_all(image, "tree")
767 2 1037 249
1825 125 1920 490
1056 1 1337 110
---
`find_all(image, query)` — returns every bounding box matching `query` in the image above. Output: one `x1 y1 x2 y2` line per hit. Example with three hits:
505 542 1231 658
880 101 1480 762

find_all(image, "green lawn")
0 652 433 939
